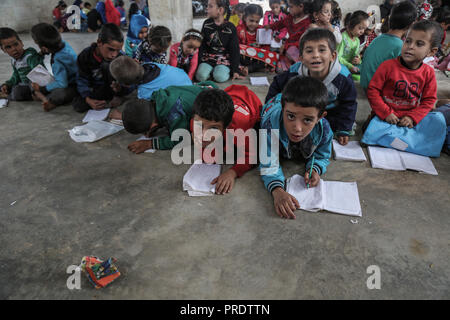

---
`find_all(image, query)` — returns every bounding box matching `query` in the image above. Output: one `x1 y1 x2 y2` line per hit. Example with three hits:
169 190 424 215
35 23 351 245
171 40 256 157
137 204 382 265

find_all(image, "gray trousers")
46 86 78 106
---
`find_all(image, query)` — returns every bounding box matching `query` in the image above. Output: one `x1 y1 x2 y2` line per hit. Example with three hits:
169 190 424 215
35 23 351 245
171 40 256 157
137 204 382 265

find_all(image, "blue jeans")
196 63 230 83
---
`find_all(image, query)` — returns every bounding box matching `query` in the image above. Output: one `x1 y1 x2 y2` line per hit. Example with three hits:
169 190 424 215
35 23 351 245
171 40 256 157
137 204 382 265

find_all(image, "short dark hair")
98 23 124 44
0 27 20 46
110 56 144 85
344 10 369 30
234 3 247 14
269 0 281 6
409 20 444 48
122 99 156 135
288 0 312 14
31 23 63 52
243 4 263 20
433 7 450 25
84 2 91 8
299 28 337 55
148 26 172 50
281 76 329 116
388 1 417 31
311 0 332 15
193 89 235 128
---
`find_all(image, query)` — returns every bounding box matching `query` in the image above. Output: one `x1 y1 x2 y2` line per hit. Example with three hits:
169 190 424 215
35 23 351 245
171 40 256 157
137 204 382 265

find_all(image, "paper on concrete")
68 120 124 143
82 108 111 123
257 29 272 45
250 77 270 86
368 146 437 175
0 99 8 108
183 163 221 196
26 65 54 87
333 140 367 161
287 175 362 217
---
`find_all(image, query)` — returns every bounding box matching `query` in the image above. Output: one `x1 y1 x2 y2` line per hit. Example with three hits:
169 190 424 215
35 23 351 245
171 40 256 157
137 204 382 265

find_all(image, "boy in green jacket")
0 28 44 101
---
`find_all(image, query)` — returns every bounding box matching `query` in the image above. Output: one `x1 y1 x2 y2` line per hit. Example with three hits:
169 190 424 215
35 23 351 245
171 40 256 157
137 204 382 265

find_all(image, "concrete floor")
0 30 449 300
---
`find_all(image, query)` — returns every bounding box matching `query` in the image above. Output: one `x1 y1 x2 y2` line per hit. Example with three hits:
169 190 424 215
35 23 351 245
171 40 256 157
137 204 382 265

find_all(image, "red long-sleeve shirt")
269 14 311 49
367 57 437 125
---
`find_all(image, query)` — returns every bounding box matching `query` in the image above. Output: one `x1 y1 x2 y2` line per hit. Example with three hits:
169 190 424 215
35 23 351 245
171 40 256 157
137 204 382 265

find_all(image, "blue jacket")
259 93 334 193
137 63 192 100
125 14 150 57
96 2 107 24
45 41 78 92
265 61 357 136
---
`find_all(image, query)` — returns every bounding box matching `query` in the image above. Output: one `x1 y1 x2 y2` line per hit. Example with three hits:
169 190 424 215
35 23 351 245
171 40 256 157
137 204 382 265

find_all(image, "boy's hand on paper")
398 116 414 128
304 169 320 188
337 135 349 146
212 169 237 195
128 140 152 154
86 97 107 110
109 108 123 120
385 113 399 125
272 187 300 219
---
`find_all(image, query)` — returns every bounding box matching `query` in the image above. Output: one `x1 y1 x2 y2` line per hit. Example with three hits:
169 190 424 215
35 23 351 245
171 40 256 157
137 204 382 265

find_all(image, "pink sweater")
168 42 199 80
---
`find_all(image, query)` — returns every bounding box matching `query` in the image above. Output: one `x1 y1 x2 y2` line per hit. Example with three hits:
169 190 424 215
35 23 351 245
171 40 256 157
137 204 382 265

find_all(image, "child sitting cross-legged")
0 28 44 101
260 76 333 219
30 23 78 111
363 20 447 157
266 28 357 146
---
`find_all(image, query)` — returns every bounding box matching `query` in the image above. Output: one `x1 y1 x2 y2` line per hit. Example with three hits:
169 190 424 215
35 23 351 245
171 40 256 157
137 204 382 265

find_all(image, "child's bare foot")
109 96 123 108
109 108 123 120
42 100 57 112
32 93 41 102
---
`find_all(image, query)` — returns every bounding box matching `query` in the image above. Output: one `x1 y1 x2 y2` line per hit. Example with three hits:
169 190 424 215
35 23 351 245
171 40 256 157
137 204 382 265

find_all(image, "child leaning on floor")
266 29 357 146
119 83 216 153
30 23 78 112
72 23 133 113
366 20 443 130
196 0 242 83
168 29 203 80
260 76 333 220
0 28 44 101
360 1 417 91
190 85 262 195
134 26 172 64
337 10 369 82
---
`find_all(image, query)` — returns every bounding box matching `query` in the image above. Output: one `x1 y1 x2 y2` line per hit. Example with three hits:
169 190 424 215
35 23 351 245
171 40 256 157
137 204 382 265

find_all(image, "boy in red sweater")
367 20 443 128
190 86 262 195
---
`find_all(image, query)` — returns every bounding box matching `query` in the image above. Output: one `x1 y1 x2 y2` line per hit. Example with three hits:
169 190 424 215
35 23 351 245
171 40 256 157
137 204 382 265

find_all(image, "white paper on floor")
68 120 124 143
333 140 367 162
82 108 111 123
183 163 221 196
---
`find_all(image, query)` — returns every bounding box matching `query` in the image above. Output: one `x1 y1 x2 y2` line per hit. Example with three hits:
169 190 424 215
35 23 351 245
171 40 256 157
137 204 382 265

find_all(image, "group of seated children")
0 0 449 219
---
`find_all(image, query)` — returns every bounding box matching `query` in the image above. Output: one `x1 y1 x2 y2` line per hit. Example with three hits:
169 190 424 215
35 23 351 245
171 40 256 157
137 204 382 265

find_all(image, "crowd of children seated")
0 0 449 218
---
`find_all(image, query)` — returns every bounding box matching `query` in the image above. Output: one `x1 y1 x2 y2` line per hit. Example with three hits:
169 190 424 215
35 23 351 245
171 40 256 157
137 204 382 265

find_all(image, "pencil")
307 155 315 189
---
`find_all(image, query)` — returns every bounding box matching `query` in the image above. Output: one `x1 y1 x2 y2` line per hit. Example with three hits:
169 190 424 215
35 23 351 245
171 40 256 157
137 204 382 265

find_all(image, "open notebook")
257 29 272 45
26 65 54 87
286 175 362 217
183 163 221 197
82 108 111 123
367 146 438 175
333 140 367 162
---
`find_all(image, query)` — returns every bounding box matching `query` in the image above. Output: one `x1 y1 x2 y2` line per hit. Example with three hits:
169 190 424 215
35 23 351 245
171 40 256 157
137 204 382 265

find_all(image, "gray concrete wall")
148 0 193 42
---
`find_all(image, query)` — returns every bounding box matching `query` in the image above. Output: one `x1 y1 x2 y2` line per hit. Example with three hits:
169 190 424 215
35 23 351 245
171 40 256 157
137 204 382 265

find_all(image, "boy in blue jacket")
265 28 357 146
260 76 333 219
30 23 78 111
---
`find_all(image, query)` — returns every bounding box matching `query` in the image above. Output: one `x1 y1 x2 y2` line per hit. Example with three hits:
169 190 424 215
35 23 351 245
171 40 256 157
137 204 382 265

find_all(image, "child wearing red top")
363 20 447 157
168 29 202 80
191 86 262 195
265 0 311 71
264 0 288 50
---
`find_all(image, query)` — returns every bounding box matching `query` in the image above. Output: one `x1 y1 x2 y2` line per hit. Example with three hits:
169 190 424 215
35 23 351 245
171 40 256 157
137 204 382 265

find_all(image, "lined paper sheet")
183 164 221 196
250 77 270 86
82 108 111 123
257 29 272 45
287 175 362 217
323 181 362 217
399 151 438 175
26 65 54 86
333 140 367 162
